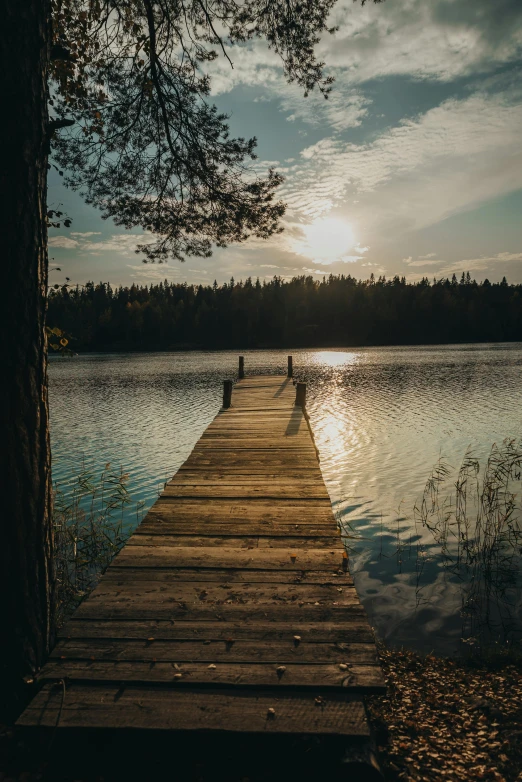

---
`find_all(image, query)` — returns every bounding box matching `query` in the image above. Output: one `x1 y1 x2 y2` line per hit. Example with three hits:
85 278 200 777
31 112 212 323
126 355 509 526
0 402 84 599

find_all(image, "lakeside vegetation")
48 273 522 352
414 440 522 654
52 464 142 626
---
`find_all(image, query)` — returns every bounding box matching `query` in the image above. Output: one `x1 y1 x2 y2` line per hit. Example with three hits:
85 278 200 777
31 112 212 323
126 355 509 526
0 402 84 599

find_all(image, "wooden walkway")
20 374 384 738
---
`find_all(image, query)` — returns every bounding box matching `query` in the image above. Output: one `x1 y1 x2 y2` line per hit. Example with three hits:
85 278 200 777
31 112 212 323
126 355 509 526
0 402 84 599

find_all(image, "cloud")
48 236 79 249
407 260 444 267
260 264 279 268
312 0 522 85
126 264 182 281
70 231 101 237
83 234 156 254
280 85 371 132
207 0 522 111
438 251 522 276
281 89 522 230
419 253 437 259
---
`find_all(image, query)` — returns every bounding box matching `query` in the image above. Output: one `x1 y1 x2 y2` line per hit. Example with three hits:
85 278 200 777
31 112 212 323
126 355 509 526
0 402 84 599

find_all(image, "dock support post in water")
223 379 233 408
287 354 293 378
238 355 245 379
18 364 385 774
295 380 306 408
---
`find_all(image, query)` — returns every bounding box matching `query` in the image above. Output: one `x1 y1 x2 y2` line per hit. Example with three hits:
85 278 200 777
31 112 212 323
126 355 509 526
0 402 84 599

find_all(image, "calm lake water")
49 344 522 655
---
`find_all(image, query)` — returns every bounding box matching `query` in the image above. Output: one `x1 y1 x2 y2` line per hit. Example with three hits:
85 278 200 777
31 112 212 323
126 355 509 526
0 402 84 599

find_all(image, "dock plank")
19 685 371 735
19 373 384 737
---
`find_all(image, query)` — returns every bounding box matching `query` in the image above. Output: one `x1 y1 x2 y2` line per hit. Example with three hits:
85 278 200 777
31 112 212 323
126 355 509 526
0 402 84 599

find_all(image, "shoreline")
48 339 522 356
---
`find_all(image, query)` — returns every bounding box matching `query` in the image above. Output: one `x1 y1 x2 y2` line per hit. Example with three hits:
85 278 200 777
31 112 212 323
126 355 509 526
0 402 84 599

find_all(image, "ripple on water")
49 345 522 654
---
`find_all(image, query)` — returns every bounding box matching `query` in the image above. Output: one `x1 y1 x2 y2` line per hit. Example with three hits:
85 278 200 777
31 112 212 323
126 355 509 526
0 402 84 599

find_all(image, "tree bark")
0 0 54 720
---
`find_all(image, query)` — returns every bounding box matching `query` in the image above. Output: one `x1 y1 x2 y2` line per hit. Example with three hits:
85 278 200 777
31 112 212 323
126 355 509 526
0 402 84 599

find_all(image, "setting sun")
297 217 358 264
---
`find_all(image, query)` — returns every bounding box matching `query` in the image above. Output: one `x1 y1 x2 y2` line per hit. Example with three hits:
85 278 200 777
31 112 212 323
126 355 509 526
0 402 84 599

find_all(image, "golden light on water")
309 352 361 472
313 350 357 367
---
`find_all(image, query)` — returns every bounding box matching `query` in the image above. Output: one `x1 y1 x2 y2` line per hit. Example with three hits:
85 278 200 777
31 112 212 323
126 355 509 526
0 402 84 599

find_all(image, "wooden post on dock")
287 355 293 378
238 356 245 379
19 370 386 746
295 381 306 408
223 380 233 409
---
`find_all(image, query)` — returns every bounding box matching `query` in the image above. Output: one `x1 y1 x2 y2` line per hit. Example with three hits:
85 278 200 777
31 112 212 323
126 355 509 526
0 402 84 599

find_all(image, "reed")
415 438 522 654
52 463 142 625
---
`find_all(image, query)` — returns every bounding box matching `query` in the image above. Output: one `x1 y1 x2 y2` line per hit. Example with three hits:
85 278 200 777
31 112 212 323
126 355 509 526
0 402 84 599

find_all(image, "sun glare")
299 217 357 264
313 350 357 367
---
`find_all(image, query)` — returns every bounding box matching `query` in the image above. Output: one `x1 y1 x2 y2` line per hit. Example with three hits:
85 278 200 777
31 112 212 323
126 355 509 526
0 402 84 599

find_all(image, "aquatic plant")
415 439 522 654
52 463 142 625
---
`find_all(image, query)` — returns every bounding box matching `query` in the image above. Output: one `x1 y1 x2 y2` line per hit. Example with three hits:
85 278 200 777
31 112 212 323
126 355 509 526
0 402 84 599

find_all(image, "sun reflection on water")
312 350 357 367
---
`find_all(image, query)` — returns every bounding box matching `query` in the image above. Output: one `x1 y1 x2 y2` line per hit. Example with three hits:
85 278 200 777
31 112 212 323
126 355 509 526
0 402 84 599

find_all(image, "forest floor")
367 642 522 782
1 643 521 781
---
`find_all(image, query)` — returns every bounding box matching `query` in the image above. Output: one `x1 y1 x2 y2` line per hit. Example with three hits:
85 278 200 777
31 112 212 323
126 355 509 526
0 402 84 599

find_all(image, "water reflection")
312 350 357 368
49 344 522 655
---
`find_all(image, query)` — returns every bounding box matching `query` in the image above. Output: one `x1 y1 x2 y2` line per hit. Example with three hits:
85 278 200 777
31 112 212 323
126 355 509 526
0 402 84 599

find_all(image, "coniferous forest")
48 272 522 351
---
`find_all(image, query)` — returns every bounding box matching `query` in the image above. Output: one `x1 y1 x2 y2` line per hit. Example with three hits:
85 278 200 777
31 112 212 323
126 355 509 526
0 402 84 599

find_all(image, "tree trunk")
0 0 54 720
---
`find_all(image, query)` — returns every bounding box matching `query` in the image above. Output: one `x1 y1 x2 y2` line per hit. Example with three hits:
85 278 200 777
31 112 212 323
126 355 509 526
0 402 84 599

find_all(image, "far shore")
48 339 522 356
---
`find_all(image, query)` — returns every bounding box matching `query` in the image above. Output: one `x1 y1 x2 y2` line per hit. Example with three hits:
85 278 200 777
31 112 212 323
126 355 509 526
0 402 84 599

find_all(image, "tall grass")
415 438 522 654
53 463 143 626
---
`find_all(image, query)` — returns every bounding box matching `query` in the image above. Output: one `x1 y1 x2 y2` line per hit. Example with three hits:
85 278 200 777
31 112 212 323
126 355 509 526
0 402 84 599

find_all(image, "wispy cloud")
407 260 444 267
282 89 522 230
50 233 155 255
326 0 522 84
438 251 522 276
209 1 522 109
49 236 79 249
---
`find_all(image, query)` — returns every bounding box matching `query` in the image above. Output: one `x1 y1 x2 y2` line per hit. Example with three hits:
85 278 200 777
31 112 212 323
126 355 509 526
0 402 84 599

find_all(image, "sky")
48 0 522 289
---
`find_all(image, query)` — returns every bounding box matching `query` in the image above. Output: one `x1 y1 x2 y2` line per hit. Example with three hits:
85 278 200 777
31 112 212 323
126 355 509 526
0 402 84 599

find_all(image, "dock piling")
238 356 245 379
295 381 307 408
223 379 233 408
287 355 293 378
19 369 385 752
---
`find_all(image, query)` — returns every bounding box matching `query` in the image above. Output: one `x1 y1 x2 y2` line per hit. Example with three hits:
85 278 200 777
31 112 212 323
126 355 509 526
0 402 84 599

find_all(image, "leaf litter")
366 642 522 782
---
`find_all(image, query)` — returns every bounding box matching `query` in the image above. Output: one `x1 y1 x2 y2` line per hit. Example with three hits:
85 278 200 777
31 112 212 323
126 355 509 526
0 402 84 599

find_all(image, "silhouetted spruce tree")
47 273 522 351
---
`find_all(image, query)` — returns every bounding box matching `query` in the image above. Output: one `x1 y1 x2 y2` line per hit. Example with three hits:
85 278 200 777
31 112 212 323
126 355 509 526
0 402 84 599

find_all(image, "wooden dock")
20 370 384 741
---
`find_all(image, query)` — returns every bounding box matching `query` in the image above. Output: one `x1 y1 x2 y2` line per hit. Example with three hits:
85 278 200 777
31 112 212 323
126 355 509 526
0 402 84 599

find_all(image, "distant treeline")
47 272 522 350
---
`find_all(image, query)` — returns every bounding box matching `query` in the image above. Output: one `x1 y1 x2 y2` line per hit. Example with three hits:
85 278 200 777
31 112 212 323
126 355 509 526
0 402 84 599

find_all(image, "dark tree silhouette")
48 273 522 351
2 0 383 718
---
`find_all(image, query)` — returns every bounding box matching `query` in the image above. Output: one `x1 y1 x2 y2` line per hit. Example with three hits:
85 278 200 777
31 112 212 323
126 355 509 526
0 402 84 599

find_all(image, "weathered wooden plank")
19 684 370 735
128 535 342 549
176 472 322 481
112 546 347 571
201 431 310 439
100 568 353 585
147 498 334 518
59 620 375 643
40 660 384 692
74 602 365 622
51 639 379 665
172 471 323 480
161 484 330 499
192 440 315 449
181 453 320 464
82 581 359 605
138 524 341 538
